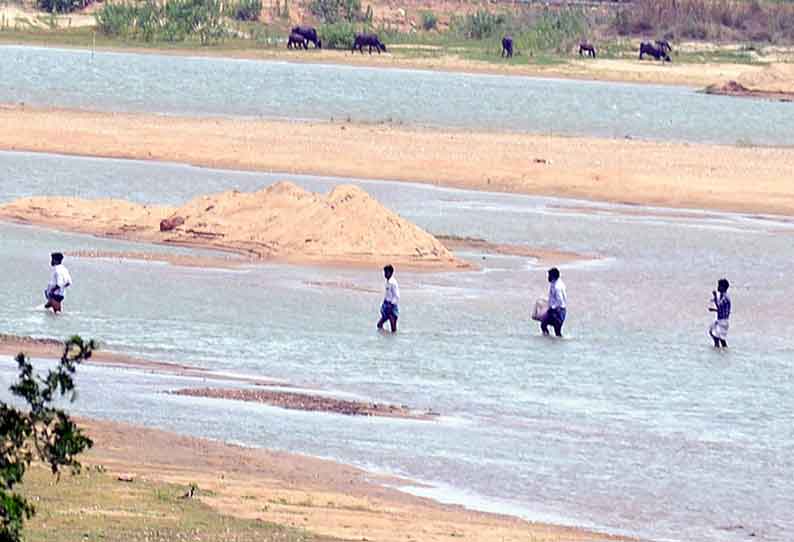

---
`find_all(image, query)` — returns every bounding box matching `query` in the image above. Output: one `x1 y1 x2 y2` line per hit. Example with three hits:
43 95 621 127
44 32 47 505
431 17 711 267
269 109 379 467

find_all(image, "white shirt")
384 276 400 305
548 278 567 309
48 264 72 297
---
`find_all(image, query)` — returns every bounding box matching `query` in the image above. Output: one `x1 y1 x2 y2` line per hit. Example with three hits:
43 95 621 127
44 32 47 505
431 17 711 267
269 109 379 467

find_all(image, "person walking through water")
44 252 72 314
377 264 399 333
541 267 567 337
708 278 731 348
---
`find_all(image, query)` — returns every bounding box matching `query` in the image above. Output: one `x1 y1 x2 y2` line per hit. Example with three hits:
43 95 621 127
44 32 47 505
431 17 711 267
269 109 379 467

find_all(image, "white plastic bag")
531 298 548 321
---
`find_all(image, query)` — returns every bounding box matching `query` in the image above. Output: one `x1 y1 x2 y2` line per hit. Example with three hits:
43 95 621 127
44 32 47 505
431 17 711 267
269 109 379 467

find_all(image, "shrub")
36 0 90 14
231 0 262 21
0 336 94 542
453 10 508 40
420 10 438 31
95 0 227 44
320 21 357 49
309 0 365 23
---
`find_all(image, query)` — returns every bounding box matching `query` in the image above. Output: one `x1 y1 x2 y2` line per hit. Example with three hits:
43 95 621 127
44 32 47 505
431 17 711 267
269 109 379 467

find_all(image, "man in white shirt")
541 267 567 337
44 252 72 314
377 264 400 333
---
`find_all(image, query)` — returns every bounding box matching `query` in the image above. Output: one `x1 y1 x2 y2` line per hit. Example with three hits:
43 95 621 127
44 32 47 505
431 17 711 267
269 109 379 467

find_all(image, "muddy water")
1 151 793 542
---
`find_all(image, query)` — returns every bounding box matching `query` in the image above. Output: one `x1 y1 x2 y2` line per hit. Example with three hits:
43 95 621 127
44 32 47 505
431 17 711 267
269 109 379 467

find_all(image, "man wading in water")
541 267 567 337
377 264 399 333
708 278 731 348
44 252 72 314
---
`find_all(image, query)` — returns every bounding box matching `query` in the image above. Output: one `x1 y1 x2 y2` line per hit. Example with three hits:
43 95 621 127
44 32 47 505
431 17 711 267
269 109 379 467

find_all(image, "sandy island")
705 62 794 101
3 106 794 217
0 181 468 270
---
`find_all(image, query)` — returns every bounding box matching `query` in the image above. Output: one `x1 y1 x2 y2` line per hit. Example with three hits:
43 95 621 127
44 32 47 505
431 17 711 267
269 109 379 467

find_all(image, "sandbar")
2 105 794 216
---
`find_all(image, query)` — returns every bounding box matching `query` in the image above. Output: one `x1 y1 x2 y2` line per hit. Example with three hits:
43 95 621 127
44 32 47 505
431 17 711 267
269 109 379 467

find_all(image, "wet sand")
436 235 598 263
79 417 632 542
2 105 794 216
171 387 439 420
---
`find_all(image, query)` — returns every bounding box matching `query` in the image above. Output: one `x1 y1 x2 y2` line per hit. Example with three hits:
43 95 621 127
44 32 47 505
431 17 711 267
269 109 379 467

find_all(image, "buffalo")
639 41 671 61
578 42 596 58
287 32 307 49
501 36 513 58
352 33 386 54
291 25 321 49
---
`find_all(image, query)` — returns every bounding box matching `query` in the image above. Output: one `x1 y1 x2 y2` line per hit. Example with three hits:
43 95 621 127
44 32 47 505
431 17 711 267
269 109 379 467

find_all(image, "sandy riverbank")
1 335 629 540
0 181 467 270
3 105 794 216
77 417 630 542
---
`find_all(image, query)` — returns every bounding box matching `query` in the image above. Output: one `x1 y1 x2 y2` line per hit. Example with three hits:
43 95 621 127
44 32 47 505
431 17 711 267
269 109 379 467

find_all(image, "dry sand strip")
2 105 794 216
79 418 634 542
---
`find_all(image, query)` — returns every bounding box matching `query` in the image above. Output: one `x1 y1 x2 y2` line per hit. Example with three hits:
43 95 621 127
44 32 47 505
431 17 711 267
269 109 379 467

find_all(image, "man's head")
50 252 64 266
548 267 560 283
383 264 394 279
717 278 729 293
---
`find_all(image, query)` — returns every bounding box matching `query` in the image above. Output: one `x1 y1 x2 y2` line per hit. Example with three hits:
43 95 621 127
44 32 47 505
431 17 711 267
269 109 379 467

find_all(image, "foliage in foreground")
0 336 94 542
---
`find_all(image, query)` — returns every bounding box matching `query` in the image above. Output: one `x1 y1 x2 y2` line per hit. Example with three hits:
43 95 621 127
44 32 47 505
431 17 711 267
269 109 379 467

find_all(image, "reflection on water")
2 45 794 145
1 152 793 542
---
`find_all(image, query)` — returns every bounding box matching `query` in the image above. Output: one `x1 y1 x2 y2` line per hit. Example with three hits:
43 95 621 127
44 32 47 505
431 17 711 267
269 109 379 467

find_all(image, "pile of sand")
0 182 464 269
706 63 794 100
736 62 794 93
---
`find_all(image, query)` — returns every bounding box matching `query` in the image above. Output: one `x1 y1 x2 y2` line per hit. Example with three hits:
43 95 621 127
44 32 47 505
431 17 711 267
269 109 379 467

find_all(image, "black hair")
718 278 729 291
383 264 394 275
548 267 560 281
51 252 64 264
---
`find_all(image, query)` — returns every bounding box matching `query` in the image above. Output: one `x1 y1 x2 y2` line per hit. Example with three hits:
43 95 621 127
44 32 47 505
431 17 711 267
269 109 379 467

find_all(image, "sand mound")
0 182 465 269
736 63 794 93
706 63 794 100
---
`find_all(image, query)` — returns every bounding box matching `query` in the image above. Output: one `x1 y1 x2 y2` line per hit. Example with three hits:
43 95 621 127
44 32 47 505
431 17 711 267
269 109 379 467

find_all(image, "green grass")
0 25 769 68
18 465 343 542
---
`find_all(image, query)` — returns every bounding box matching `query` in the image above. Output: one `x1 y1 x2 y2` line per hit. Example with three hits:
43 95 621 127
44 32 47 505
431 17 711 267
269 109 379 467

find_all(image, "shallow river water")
2 45 794 145
1 151 793 542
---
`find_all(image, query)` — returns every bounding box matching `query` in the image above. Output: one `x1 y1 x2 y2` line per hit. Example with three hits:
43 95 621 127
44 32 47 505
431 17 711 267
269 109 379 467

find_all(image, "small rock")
117 474 134 482
159 215 185 232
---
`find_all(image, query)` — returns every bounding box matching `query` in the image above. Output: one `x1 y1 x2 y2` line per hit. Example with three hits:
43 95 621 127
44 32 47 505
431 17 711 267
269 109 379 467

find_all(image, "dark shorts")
380 301 399 319
542 307 566 327
45 290 64 302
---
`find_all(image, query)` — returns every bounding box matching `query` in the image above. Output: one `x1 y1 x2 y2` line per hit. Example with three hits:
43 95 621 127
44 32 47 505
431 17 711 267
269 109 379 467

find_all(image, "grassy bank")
0 24 775 67
19 464 339 542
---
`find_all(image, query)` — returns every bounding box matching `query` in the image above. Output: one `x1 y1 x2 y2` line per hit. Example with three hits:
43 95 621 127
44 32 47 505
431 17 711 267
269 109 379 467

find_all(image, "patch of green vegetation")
19 466 340 542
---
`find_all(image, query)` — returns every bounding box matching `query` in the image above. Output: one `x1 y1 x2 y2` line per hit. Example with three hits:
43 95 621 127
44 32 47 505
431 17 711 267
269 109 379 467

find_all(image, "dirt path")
3 105 794 216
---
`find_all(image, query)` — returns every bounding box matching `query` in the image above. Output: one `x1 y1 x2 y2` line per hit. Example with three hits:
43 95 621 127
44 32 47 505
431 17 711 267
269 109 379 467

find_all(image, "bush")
36 0 90 14
320 21 357 49
420 10 438 31
0 336 94 542
231 0 262 21
95 0 227 44
453 10 508 40
309 0 365 23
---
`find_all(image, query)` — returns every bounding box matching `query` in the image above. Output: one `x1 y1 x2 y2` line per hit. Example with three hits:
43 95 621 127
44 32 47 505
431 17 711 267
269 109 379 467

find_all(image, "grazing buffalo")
291 25 321 48
639 41 671 61
501 36 513 58
655 39 673 54
352 33 386 54
578 42 596 58
287 32 307 49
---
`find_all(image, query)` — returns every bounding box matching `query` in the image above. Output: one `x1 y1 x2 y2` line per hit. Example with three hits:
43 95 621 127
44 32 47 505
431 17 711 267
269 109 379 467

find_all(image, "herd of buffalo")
287 25 673 62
